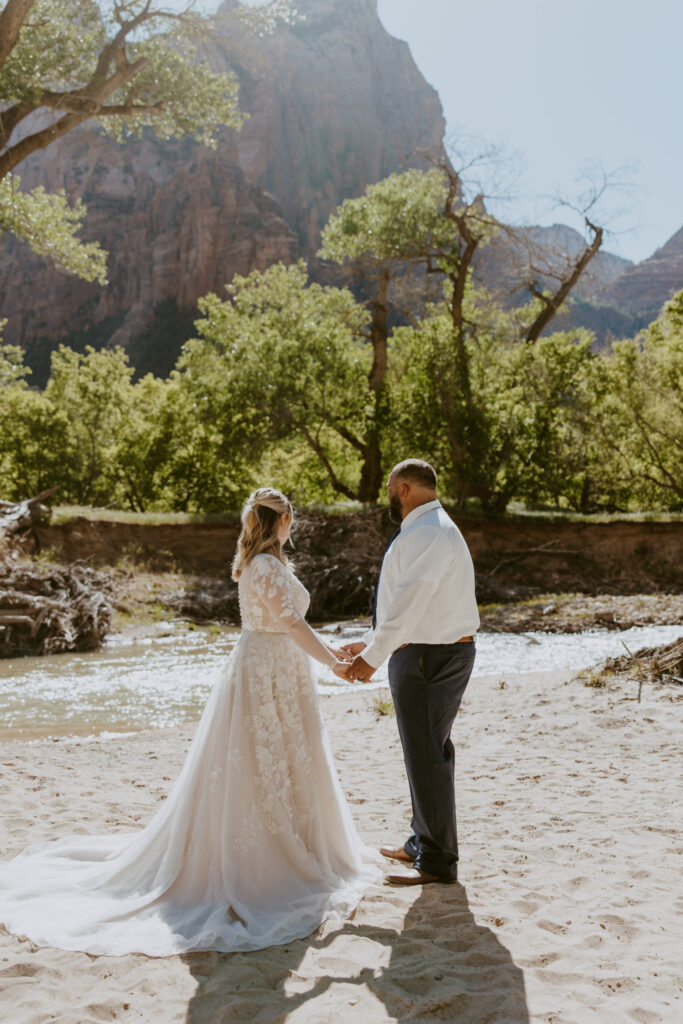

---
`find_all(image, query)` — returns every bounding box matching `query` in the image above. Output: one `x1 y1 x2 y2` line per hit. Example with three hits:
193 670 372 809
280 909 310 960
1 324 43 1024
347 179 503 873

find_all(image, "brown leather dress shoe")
384 868 455 886
379 845 415 862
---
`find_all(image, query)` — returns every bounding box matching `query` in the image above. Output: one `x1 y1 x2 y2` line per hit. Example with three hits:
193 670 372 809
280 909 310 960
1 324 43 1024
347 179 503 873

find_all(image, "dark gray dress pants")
388 640 475 880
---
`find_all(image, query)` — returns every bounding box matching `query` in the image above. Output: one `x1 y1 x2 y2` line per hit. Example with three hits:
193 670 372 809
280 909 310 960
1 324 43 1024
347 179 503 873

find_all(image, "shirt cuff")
360 627 374 648
362 640 386 670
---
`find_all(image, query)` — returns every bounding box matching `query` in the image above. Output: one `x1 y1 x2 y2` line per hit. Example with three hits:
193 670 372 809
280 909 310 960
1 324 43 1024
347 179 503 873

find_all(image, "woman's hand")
339 641 367 659
332 661 353 682
329 645 354 662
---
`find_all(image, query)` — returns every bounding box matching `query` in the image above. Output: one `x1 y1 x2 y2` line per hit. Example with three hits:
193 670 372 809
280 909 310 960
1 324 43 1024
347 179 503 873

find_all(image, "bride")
0 488 381 956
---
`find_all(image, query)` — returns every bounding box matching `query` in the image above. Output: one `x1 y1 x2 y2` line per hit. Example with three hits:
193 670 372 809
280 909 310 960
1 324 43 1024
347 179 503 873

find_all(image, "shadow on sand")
181 883 528 1023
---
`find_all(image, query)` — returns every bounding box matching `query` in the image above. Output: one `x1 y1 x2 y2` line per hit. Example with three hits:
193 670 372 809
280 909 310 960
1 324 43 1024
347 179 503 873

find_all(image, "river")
0 621 679 741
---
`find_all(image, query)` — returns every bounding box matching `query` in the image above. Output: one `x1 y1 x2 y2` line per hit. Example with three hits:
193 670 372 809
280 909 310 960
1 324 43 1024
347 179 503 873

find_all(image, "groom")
343 459 479 885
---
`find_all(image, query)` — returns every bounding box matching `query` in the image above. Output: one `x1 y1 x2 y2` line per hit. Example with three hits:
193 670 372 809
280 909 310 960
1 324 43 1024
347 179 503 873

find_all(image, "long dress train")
0 553 381 956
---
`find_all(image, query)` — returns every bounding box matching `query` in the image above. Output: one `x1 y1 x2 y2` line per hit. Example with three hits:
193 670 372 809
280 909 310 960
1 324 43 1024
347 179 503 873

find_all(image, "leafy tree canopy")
0 0 293 278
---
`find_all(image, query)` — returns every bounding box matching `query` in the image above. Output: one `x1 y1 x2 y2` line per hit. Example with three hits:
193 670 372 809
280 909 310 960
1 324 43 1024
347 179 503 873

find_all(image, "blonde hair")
231 488 293 580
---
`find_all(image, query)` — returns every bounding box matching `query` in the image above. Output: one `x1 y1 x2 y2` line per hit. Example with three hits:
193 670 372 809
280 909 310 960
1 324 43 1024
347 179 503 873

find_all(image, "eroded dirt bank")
32 511 682 624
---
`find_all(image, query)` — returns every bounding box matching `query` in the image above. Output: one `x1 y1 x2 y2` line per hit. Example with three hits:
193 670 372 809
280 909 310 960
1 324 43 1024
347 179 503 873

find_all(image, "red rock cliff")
0 0 445 380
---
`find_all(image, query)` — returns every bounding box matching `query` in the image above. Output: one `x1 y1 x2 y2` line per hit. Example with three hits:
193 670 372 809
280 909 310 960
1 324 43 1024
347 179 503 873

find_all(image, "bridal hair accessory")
243 487 292 516
248 496 286 514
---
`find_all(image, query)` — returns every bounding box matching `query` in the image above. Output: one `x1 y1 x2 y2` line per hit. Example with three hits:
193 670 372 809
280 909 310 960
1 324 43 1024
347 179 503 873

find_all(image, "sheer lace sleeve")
250 556 337 668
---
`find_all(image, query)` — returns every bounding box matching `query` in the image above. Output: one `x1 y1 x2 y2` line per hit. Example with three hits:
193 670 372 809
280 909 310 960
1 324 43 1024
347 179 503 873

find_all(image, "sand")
0 667 681 1023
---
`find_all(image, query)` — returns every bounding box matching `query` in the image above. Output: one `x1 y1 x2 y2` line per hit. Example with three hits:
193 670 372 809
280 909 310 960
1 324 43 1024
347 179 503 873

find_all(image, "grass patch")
45 502 683 529
51 506 240 526
579 669 608 688
372 690 395 717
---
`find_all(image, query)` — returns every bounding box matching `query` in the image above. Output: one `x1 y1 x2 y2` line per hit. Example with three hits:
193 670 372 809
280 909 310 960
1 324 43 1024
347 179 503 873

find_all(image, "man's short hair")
392 458 437 490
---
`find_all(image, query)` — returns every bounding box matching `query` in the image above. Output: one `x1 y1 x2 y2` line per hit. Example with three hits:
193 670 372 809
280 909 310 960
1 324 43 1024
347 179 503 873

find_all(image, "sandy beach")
0 666 681 1024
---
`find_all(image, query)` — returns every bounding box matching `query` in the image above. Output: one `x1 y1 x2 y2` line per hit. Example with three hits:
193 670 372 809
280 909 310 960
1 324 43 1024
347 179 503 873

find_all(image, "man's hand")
348 655 376 683
340 640 367 658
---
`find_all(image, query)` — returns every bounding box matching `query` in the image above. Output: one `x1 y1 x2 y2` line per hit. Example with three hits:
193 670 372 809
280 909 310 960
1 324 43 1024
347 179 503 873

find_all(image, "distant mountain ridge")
601 224 683 317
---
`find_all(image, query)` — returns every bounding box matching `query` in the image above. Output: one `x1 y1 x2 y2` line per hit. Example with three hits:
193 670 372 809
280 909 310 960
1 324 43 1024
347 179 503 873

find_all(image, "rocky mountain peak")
601 224 683 316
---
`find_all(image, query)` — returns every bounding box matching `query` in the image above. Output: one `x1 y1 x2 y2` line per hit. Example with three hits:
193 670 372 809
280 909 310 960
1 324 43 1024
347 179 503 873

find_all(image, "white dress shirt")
362 500 480 669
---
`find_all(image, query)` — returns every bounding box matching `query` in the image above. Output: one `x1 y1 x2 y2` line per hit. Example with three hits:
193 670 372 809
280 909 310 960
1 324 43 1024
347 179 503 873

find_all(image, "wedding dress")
0 554 381 956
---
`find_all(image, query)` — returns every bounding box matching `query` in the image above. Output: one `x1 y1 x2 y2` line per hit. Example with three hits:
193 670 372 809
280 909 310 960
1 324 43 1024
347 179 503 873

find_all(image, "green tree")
321 160 607 508
389 285 611 513
594 292 683 510
0 0 292 280
179 261 373 503
0 340 68 496
319 168 452 501
44 344 135 504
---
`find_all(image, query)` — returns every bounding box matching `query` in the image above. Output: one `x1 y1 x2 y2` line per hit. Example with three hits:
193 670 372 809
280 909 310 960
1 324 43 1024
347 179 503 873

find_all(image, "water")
0 621 679 740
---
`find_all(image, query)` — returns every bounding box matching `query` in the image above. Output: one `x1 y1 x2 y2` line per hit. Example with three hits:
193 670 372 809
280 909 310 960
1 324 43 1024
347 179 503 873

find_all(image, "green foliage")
44 345 135 504
2 160 681 516
0 1 292 277
0 344 67 495
0 175 108 283
96 34 242 147
319 168 451 265
0 1 105 102
593 291 683 509
178 261 372 503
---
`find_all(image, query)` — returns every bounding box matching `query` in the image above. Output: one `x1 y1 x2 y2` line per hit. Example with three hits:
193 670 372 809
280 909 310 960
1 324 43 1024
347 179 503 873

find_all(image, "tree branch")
300 424 358 500
0 99 35 148
524 218 603 342
0 111 87 179
0 0 37 72
330 422 366 454
0 57 149 176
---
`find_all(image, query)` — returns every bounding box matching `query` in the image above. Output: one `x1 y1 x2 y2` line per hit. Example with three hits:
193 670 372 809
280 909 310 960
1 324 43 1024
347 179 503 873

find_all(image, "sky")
165 0 682 264
376 0 682 263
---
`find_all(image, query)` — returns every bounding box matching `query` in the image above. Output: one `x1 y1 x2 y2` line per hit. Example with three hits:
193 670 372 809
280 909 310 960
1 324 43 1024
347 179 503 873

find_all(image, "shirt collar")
400 499 442 531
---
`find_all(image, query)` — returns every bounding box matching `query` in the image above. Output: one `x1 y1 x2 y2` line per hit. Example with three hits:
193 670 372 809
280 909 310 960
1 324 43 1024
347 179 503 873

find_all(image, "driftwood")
160 579 240 623
602 635 683 686
0 559 113 658
580 635 683 697
0 487 58 551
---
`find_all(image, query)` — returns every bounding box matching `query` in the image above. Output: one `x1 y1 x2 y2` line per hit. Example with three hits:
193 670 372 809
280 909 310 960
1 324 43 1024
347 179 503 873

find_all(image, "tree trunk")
357 266 391 503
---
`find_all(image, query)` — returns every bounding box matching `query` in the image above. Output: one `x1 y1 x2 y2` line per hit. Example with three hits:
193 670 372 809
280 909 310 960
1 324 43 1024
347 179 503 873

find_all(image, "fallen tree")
1 489 114 657
0 487 58 550
0 559 113 658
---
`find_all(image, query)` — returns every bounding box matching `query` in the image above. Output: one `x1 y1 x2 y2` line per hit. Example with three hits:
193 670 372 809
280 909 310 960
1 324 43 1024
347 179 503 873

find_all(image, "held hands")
339 641 376 682
329 644 355 681
329 645 354 662
332 657 375 683
331 640 376 682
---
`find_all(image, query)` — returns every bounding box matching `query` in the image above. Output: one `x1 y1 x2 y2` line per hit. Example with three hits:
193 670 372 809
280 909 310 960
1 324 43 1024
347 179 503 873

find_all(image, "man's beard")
388 493 403 523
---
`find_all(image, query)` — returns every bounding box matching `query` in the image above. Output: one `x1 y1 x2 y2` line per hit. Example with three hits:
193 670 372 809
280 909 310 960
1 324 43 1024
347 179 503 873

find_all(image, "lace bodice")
238 554 336 667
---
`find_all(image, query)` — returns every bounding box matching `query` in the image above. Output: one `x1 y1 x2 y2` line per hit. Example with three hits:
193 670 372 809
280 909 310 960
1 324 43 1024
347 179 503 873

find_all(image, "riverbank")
107 564 683 640
1 668 680 1023
34 507 683 611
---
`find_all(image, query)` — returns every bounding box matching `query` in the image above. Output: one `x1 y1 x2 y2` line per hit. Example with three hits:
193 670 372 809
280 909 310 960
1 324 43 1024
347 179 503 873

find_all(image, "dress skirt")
0 631 380 956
